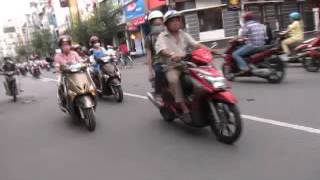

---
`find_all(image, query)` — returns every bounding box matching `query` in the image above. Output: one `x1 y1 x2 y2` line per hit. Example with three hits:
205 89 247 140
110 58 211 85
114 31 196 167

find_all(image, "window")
175 0 196 11
198 8 223 32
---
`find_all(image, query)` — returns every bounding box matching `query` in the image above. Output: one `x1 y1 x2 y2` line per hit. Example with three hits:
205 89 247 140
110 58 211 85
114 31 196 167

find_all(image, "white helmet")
148 10 163 21
164 10 182 24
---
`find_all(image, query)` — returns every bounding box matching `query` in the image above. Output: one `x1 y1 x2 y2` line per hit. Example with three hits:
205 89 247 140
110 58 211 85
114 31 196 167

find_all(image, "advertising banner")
124 0 145 21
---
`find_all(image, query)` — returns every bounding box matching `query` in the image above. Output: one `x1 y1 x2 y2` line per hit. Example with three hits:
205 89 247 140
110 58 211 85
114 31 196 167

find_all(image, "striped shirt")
241 20 266 47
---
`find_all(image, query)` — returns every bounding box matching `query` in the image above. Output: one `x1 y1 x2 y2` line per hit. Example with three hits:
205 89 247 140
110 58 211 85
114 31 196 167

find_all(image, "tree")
15 45 28 61
31 29 55 57
71 3 119 46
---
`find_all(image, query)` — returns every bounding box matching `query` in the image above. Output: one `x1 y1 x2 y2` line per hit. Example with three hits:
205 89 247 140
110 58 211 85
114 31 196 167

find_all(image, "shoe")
235 69 250 76
181 113 192 123
280 54 289 61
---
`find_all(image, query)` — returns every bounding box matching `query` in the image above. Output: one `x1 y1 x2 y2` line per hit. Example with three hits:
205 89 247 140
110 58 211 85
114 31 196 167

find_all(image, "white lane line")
41 77 320 135
125 93 320 135
124 92 148 100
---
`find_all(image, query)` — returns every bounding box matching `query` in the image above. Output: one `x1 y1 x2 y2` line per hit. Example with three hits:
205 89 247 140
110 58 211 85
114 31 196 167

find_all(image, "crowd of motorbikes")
1 30 319 143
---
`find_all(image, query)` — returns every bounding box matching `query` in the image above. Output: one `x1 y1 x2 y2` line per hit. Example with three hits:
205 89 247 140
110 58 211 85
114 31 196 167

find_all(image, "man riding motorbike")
145 10 165 101
155 10 210 122
280 12 304 60
232 11 267 74
54 35 84 108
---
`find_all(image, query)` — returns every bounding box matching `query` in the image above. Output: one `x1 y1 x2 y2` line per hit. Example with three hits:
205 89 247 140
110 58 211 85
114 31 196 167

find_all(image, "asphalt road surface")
0 61 319 180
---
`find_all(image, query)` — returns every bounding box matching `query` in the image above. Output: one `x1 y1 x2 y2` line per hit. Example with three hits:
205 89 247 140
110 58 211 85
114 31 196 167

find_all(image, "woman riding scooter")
281 12 304 60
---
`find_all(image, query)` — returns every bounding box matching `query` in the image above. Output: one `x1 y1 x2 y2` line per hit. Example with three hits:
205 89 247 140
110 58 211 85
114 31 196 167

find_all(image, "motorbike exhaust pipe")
147 92 162 109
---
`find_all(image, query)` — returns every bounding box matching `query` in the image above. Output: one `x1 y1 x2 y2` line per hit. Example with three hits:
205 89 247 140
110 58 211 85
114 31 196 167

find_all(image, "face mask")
151 25 164 34
62 45 71 53
94 43 101 48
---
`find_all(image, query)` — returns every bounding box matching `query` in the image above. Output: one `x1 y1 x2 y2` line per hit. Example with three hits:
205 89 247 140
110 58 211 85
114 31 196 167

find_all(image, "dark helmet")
243 11 255 22
89 35 100 46
58 35 72 47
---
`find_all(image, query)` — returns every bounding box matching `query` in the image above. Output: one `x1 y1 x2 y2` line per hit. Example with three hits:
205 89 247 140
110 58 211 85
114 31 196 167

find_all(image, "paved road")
0 61 319 180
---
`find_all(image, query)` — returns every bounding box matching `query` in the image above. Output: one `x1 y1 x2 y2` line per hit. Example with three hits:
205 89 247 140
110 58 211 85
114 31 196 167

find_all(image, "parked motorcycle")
59 63 97 131
147 48 242 144
221 38 285 83
93 52 123 102
302 47 320 72
1 71 19 102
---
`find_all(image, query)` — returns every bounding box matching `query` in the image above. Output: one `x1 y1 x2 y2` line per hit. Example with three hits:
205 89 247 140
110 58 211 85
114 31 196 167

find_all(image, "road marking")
41 77 58 82
40 77 320 135
124 92 148 100
125 92 320 135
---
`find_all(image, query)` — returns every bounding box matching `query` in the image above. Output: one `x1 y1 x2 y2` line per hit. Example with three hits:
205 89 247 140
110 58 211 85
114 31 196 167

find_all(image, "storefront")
123 0 146 55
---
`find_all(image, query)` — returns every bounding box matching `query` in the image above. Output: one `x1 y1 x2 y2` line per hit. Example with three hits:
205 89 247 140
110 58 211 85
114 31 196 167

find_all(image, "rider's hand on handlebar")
171 54 183 62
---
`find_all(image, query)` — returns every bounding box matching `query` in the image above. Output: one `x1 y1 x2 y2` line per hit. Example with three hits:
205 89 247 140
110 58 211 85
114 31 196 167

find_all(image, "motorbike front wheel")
112 86 123 102
11 82 17 102
222 63 235 81
209 102 242 144
267 57 286 83
82 108 96 132
303 57 320 72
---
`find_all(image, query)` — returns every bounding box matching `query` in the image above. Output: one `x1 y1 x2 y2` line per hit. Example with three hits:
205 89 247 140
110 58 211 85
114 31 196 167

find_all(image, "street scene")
1 0 320 180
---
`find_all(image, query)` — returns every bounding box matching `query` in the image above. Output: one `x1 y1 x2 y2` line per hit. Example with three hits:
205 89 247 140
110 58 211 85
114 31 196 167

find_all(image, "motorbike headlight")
203 76 227 90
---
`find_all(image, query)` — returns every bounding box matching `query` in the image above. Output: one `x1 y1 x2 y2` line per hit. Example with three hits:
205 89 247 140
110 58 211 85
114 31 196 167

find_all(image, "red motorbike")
221 38 286 83
278 32 320 63
302 47 320 72
147 48 242 144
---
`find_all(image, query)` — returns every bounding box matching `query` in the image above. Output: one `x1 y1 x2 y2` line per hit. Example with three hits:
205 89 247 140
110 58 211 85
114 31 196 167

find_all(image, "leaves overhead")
70 3 119 47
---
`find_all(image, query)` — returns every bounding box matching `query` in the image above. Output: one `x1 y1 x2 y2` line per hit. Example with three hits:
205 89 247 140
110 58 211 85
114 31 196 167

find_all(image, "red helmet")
89 35 100 45
243 11 255 22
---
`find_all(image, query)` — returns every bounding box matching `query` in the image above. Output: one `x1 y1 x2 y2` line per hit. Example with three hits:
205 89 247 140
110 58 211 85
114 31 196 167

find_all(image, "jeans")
153 63 166 94
166 68 183 103
232 45 261 71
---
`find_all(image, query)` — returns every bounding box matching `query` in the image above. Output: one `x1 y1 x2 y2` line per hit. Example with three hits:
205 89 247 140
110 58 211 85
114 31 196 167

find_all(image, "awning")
179 4 227 14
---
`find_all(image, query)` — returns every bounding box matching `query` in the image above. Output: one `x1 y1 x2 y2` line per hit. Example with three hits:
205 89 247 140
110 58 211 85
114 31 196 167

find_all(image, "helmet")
289 12 301 20
243 11 255 22
148 10 163 21
164 10 182 24
58 35 72 47
89 35 100 45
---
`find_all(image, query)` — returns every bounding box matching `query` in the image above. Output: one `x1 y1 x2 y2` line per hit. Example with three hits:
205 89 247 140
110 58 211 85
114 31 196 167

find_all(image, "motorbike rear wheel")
267 57 285 83
112 86 123 102
83 108 96 132
209 102 242 144
303 57 320 72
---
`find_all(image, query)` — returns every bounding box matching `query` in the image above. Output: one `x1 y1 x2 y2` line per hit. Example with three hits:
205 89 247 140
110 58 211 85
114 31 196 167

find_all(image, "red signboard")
131 16 145 26
148 0 166 10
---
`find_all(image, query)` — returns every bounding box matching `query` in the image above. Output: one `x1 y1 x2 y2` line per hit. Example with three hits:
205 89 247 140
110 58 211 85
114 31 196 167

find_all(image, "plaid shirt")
241 21 266 47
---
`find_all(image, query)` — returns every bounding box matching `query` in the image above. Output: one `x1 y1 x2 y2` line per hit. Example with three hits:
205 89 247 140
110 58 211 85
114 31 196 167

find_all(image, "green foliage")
31 29 55 57
71 3 119 46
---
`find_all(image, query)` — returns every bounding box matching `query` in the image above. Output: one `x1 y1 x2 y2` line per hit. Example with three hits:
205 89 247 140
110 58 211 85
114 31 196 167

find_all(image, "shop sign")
124 0 145 21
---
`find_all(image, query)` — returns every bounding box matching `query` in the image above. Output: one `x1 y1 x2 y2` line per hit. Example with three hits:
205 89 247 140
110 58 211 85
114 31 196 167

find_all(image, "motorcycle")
30 63 41 78
147 48 242 144
92 52 123 102
2 71 19 102
221 38 286 83
302 47 320 72
59 63 98 131
278 32 320 63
